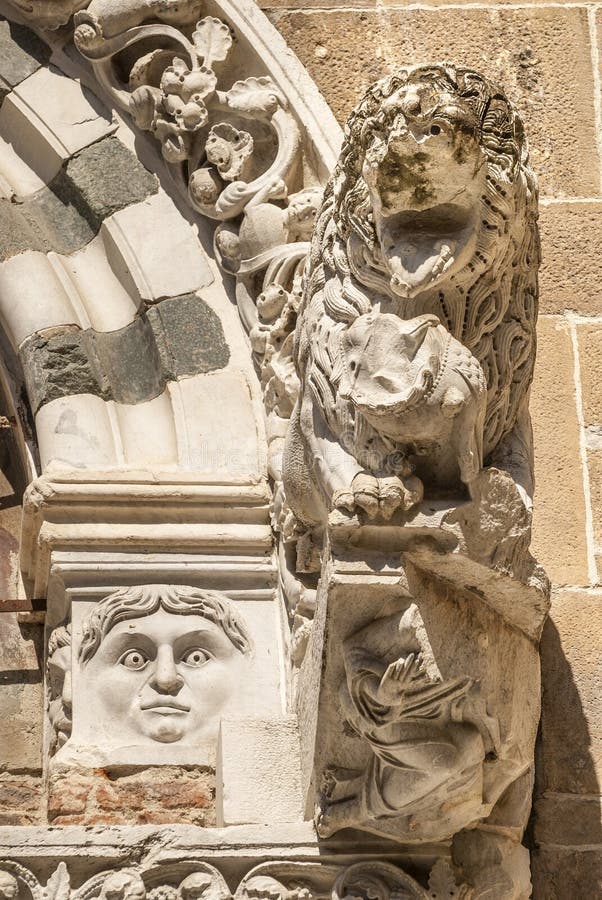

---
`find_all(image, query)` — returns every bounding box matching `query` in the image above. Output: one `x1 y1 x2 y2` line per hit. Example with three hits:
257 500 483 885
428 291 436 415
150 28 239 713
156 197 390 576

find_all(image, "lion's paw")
334 472 423 519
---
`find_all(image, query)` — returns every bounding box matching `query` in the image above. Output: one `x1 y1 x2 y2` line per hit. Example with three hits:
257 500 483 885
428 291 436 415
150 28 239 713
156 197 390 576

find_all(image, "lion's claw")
337 472 423 518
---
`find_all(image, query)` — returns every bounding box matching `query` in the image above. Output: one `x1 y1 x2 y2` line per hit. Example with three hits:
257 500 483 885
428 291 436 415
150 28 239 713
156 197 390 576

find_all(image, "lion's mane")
298 64 539 461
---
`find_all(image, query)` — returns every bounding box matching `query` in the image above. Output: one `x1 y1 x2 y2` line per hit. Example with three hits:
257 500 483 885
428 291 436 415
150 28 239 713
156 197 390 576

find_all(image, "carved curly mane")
300 64 539 460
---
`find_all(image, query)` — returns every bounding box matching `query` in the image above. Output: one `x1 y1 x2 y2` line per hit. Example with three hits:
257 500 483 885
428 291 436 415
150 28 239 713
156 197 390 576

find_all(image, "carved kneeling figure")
317 608 500 841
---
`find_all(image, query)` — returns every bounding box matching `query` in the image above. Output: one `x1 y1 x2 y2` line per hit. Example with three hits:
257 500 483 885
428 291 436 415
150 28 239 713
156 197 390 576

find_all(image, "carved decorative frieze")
0 861 471 900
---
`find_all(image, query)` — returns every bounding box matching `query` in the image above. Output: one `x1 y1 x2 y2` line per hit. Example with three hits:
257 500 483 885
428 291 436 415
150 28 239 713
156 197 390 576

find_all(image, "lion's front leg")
299 391 422 520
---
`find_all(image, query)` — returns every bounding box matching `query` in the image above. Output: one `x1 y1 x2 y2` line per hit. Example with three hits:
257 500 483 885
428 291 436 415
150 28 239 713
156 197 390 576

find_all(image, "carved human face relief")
361 74 488 299
47 644 73 750
80 607 250 745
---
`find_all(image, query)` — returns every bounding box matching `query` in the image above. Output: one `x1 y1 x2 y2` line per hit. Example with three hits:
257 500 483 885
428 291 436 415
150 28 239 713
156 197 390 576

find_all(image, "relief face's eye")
181 648 211 668
119 650 149 670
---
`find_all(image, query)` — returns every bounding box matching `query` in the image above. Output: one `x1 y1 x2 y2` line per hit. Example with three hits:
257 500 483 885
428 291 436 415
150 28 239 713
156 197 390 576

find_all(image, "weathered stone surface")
0 200 39 260
533 794 602 847
532 848 602 899
93 315 165 405
23 184 96 254
56 136 158 231
0 65 116 186
270 6 598 197
19 292 231 413
103 192 214 303
531 316 590 587
0 188 95 262
48 766 215 826
587 449 602 576
0 773 42 825
149 293 230 380
0 16 50 100
539 590 602 795
218 717 304 826
539 204 602 317
578 323 602 427
0 614 43 772
20 327 105 415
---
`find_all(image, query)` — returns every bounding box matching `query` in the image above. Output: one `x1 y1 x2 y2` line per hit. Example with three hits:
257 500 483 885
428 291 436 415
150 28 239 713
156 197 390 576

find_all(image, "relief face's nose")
151 645 182 694
62 670 73 709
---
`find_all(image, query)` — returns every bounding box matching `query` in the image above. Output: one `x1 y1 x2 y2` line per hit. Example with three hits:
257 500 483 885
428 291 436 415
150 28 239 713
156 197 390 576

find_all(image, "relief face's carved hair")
79 585 253 664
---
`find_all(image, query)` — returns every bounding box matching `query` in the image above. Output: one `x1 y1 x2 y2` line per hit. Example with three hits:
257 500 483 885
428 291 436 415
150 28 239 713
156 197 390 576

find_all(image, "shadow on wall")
530 616 602 896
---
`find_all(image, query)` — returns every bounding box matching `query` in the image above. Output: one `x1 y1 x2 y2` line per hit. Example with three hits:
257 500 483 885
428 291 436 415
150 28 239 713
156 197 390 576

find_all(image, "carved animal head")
331 64 536 302
304 64 539 458
336 313 443 416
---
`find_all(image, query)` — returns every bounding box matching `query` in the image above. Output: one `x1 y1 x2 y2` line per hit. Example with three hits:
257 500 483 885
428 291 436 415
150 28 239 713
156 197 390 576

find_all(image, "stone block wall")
262 0 602 894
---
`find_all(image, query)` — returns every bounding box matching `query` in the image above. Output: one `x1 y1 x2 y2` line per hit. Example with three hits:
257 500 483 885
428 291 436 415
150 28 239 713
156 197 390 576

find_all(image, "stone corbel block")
297 513 548 847
217 716 304 826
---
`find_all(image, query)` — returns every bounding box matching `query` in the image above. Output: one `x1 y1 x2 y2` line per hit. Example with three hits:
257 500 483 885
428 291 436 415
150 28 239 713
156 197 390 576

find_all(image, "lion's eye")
430 124 442 136
181 648 211 667
120 650 149 670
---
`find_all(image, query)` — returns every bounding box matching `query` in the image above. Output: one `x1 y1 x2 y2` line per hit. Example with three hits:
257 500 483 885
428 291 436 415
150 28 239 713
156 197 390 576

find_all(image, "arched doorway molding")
0 0 341 598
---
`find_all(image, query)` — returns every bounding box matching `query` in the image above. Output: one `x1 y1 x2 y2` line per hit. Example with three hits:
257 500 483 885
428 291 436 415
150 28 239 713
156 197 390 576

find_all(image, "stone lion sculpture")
283 64 539 525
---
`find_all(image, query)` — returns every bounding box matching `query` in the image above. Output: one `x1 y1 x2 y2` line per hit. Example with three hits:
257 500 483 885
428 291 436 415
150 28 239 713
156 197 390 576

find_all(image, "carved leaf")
192 17 233 67
427 860 472 900
45 862 71 900
226 77 284 116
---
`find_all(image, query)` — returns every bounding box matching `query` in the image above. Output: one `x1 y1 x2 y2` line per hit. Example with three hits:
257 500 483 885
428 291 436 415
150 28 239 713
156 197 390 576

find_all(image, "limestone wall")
260 0 602 892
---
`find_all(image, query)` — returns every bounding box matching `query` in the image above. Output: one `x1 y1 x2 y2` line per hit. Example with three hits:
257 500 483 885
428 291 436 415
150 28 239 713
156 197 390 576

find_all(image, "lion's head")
303 64 539 459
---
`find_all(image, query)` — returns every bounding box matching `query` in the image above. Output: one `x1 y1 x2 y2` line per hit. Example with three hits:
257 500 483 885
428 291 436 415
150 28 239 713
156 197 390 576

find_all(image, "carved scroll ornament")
0 860 472 900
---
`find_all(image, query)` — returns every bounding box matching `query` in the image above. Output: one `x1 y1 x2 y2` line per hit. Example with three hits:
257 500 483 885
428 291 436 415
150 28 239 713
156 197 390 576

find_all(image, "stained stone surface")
0 16 50 101
19 295 231 413
270 6 599 198
57 136 159 231
148 295 231 380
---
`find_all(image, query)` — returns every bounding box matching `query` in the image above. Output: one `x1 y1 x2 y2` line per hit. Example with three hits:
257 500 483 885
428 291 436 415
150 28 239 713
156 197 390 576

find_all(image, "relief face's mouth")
378 204 478 299
141 700 191 713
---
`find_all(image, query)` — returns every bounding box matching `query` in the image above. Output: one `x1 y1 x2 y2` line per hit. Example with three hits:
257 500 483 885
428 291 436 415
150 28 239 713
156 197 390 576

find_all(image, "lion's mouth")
378 203 478 299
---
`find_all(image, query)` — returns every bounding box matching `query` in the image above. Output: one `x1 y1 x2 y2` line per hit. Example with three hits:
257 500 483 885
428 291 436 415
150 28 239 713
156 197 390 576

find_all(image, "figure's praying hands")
375 653 424 706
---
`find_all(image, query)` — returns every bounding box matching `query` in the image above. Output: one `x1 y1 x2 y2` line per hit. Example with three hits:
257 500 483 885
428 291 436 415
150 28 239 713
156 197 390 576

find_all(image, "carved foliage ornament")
0 861 471 900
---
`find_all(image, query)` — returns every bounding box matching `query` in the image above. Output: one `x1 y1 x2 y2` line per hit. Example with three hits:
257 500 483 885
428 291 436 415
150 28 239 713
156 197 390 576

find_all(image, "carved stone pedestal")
297 505 549 897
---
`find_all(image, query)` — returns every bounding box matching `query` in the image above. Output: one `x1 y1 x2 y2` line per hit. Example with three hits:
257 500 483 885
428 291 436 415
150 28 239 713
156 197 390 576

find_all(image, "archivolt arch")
0 0 341 596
